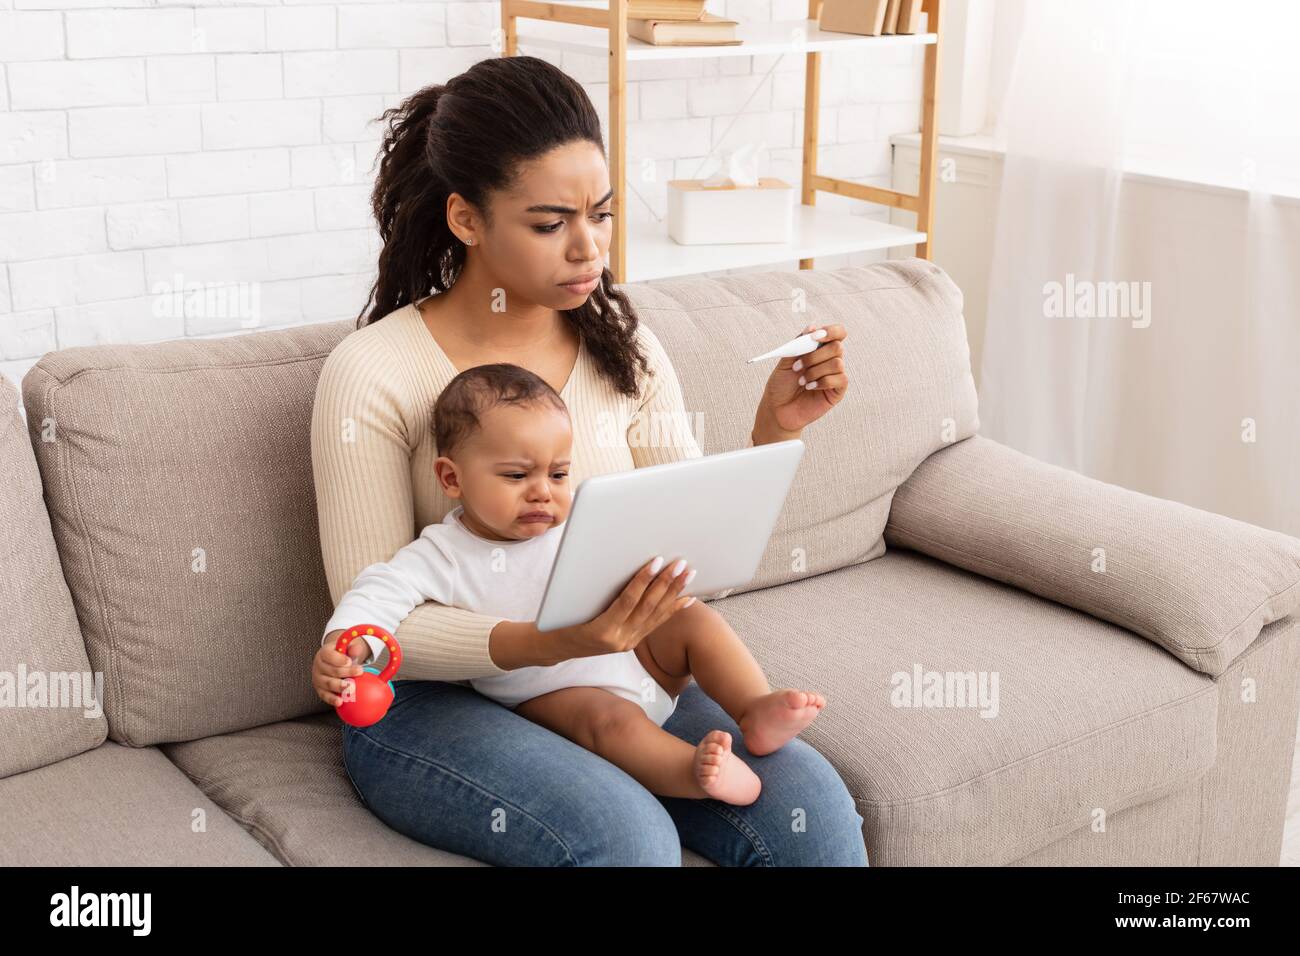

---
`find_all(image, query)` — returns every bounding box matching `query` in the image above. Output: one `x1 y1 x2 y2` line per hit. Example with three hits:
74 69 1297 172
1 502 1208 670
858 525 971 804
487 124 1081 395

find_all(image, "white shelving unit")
515 15 936 60
625 206 926 283
501 1 944 283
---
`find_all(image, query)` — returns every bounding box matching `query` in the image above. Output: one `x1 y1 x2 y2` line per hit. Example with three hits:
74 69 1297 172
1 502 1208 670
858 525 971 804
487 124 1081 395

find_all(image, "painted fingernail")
792 359 802 372
805 380 817 389
650 555 664 574
685 569 698 587
798 375 806 386
671 559 687 577
813 329 827 339
683 597 696 608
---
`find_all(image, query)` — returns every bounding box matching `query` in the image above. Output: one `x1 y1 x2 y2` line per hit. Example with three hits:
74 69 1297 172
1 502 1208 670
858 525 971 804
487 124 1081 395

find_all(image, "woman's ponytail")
362 84 462 327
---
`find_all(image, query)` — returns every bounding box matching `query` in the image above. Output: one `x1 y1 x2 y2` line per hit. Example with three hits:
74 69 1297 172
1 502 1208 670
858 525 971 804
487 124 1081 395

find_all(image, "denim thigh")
341 679 682 866
341 679 868 867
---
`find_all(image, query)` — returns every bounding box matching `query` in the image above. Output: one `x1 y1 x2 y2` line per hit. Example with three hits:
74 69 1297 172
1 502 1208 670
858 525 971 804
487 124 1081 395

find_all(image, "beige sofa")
3 258 1298 867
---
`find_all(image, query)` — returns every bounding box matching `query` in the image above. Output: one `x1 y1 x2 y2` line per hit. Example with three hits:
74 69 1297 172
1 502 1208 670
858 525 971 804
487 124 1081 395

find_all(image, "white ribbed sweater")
310 297 707 683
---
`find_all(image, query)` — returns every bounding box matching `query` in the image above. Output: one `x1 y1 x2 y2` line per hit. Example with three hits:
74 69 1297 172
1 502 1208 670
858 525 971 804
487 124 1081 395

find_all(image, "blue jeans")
341 679 869 866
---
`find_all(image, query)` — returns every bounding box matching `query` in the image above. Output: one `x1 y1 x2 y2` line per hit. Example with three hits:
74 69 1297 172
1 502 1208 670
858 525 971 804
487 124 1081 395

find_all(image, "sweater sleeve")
310 333 509 681
628 324 705 467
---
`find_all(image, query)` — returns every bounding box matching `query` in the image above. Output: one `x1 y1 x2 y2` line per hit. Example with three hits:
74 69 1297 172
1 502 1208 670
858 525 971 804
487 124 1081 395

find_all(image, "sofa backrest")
0 373 108 776
17 258 979 747
21 322 351 747
622 257 979 597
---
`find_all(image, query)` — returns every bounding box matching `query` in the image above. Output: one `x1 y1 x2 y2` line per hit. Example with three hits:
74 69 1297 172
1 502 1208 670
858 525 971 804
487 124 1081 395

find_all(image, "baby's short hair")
433 363 570 458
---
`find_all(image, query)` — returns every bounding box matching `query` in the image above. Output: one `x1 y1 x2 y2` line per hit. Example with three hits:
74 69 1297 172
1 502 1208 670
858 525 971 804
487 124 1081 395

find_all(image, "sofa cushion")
0 741 280 865
21 322 353 747
160 710 716 866
0 372 108 777
627 257 979 597
706 547 1219 865
885 434 1300 677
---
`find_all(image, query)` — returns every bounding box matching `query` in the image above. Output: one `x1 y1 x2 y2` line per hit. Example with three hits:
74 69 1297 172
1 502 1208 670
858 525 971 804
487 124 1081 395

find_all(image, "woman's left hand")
757 322 849 437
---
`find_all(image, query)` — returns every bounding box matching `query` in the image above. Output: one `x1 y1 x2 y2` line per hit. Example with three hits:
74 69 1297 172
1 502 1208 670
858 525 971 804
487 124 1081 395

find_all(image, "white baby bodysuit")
322 505 679 726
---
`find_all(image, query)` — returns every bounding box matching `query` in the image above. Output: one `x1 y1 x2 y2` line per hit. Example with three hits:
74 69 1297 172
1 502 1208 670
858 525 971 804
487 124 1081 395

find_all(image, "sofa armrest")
883 435 1300 678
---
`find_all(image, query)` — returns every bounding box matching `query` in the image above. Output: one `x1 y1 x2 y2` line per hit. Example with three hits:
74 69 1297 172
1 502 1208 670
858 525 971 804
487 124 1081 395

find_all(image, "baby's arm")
324 530 461 663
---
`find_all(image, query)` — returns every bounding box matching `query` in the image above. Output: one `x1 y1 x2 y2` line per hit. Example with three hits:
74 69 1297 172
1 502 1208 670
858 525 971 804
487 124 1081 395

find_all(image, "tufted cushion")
21 324 352 747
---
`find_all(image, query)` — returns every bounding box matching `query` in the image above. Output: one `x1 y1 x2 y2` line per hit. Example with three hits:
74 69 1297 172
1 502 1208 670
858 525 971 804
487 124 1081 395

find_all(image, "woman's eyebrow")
525 188 614 215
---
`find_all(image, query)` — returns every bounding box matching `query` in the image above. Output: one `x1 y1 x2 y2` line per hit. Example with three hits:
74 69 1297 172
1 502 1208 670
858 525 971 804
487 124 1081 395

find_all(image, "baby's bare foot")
694 730 761 805
738 690 825 756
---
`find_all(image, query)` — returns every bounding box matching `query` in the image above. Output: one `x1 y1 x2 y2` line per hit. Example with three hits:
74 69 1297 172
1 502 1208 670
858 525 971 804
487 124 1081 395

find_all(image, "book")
883 0 901 35
897 0 924 34
628 11 742 46
627 0 708 21
818 0 889 36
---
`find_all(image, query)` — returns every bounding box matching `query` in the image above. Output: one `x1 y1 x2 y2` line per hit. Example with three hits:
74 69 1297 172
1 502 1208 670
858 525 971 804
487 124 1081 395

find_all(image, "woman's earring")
464 237 474 246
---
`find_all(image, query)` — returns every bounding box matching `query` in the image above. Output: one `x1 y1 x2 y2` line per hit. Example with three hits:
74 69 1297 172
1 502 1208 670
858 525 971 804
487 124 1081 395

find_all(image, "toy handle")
335 625 402 683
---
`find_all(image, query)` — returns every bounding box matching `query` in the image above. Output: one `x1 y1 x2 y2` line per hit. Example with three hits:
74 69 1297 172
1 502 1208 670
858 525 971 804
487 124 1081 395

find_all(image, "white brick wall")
0 0 924 393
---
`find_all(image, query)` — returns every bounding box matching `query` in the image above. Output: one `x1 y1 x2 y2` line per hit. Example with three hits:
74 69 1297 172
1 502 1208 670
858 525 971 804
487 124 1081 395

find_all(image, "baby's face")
437 403 573 542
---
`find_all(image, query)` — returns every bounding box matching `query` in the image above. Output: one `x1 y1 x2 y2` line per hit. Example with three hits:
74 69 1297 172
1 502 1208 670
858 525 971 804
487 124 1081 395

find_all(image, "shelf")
891 131 1002 158
620 206 925 283
516 16 936 62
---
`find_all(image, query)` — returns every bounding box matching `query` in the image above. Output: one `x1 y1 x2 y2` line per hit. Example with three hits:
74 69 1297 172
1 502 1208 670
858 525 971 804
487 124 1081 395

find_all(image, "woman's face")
468 140 614 310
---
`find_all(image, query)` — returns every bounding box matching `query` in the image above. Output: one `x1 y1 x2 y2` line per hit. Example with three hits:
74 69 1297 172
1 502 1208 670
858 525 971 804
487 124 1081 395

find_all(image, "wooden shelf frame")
499 0 943 282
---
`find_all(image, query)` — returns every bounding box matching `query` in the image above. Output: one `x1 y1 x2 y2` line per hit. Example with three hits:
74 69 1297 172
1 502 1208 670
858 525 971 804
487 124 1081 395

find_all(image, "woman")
310 55 862 866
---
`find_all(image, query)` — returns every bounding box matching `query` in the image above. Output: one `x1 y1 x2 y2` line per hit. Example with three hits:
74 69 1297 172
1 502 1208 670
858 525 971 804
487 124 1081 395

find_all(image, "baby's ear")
433 455 461 496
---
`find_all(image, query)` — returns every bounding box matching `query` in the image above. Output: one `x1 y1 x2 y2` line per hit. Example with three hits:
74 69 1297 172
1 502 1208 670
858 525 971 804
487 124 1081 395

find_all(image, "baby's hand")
313 632 372 707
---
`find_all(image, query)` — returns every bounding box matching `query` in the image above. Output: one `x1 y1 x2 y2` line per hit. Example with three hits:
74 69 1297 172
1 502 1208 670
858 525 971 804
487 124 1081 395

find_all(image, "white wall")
893 131 1300 537
891 134 997 391
0 0 926 398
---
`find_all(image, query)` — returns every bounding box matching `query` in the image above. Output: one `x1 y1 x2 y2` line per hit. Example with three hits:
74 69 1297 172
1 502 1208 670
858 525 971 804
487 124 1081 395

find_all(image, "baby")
321 362 825 806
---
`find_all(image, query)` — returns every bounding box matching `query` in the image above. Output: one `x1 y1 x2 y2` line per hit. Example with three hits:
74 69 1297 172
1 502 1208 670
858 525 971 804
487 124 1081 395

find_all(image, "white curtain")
978 0 1300 536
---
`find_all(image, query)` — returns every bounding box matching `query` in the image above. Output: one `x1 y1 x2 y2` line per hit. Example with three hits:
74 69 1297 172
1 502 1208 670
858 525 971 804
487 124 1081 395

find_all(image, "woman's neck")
433 258 566 353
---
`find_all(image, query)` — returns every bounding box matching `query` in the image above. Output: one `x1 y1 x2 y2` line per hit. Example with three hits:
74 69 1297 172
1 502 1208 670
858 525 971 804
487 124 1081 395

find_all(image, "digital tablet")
534 439 805 632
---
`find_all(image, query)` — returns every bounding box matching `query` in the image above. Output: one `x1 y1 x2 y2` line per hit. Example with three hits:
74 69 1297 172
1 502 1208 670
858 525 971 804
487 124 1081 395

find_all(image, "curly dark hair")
433 363 569 459
358 55 652 400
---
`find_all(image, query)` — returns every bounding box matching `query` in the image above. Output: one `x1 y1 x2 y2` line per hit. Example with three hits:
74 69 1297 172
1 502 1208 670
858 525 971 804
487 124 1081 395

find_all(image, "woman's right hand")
551 556 695 659
313 631 372 707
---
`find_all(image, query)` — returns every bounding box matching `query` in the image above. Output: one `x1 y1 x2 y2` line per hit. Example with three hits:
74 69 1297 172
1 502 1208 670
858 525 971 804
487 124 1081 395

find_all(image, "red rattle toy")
335 625 403 728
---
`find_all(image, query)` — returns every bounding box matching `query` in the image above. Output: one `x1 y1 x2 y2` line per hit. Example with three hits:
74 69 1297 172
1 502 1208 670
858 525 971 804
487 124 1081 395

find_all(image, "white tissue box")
666 178 794 245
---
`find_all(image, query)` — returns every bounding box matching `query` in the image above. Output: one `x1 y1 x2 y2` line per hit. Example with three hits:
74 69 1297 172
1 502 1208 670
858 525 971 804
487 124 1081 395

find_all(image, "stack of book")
819 0 925 37
627 0 742 47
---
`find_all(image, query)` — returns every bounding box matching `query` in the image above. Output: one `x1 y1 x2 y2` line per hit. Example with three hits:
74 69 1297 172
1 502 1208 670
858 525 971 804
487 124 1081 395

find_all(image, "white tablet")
534 439 805 632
